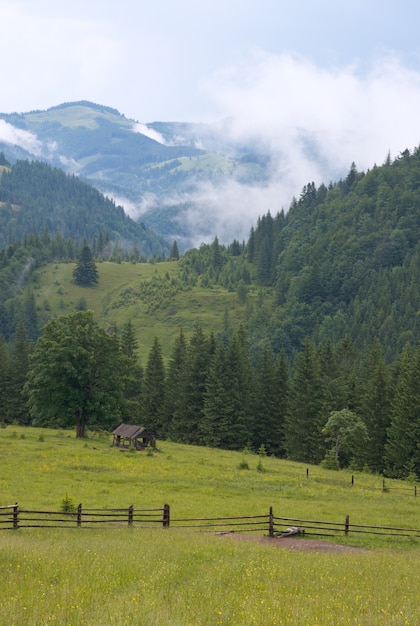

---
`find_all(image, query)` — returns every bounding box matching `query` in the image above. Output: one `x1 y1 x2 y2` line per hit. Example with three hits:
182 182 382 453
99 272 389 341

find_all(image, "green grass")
2 527 420 625
2 426 420 624
30 261 253 361
25 104 132 131
1 426 420 537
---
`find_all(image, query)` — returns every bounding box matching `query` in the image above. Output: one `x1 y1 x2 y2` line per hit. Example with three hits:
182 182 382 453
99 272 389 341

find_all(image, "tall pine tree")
7 322 30 424
165 329 188 441
176 327 212 444
143 337 166 437
385 344 420 478
73 241 99 286
285 338 326 463
252 341 286 456
120 320 143 421
359 339 392 473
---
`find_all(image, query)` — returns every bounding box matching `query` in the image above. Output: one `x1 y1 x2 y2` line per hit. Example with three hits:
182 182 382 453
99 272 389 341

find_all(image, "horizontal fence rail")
169 514 269 534
0 503 169 530
304 468 419 496
2 503 420 541
271 514 420 540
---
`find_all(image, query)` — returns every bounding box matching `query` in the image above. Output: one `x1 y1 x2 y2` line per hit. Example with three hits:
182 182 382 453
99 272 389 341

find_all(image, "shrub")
76 297 87 311
256 459 266 472
321 449 339 470
60 493 77 514
258 444 267 458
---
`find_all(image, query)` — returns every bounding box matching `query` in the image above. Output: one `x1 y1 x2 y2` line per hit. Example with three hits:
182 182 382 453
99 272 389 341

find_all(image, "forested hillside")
0 101 270 247
182 148 420 365
0 157 168 256
1 146 420 480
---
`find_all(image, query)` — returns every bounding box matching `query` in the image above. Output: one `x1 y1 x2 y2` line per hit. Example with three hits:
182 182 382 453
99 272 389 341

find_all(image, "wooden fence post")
13 502 19 530
351 474 354 486
344 514 350 536
163 503 170 528
128 504 134 526
268 506 274 538
77 503 82 528
306 468 309 479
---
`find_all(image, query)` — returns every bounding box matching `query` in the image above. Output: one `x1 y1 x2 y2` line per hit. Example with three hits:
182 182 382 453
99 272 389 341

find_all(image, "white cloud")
119 51 420 247
0 120 44 155
206 51 420 173
132 123 166 145
115 51 420 247
160 51 420 245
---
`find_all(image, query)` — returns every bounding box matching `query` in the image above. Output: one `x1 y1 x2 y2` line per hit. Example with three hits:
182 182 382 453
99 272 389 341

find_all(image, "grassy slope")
1 426 420 625
1 426 419 537
24 103 132 132
31 260 253 361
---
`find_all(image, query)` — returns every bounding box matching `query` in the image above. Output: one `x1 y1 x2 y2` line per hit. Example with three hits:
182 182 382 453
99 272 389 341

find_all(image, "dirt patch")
218 533 368 553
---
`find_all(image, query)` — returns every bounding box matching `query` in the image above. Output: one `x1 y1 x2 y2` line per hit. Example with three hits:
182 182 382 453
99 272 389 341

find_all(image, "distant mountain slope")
0 158 169 256
0 101 273 249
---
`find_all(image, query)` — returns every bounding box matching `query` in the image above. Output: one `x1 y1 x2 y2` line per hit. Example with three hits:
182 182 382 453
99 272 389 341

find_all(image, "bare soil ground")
219 533 368 553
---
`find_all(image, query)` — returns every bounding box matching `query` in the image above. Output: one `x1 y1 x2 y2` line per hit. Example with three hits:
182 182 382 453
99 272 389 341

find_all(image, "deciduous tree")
322 408 369 469
26 311 125 437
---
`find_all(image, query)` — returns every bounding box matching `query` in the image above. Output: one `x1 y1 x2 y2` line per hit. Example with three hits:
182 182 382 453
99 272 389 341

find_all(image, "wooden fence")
304 468 419 496
2 503 420 540
0 503 169 530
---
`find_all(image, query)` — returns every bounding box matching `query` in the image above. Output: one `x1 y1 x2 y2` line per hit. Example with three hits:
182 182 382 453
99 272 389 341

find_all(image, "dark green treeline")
1 315 419 480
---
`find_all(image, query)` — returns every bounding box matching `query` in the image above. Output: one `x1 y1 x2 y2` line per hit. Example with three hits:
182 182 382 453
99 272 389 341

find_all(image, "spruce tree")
176 327 212 444
359 339 392 473
23 291 39 342
120 320 143 421
226 330 253 449
7 322 30 424
285 338 326 463
0 334 10 422
143 338 166 437
165 329 188 440
201 332 252 450
274 348 289 457
252 342 285 455
211 236 223 272
73 241 99 286
169 240 180 260
385 344 420 478
200 342 230 447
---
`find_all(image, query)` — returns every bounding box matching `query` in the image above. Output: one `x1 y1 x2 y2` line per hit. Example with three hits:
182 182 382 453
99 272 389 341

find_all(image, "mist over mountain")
0 101 348 250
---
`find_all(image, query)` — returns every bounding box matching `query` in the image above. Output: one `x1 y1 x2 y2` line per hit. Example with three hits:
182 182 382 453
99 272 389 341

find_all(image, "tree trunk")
75 411 86 438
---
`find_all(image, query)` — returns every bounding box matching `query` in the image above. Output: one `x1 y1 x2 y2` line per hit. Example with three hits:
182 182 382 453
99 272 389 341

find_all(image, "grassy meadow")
30 261 253 361
1 426 420 624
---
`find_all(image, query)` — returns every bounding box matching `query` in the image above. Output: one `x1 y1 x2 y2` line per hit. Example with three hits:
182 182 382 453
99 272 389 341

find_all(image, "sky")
2 0 420 242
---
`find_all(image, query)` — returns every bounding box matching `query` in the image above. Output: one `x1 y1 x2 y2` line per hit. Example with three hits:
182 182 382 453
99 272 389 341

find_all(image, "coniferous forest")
1 147 420 479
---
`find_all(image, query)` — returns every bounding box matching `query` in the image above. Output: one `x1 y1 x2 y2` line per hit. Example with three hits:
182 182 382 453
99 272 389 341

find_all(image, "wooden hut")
112 424 155 450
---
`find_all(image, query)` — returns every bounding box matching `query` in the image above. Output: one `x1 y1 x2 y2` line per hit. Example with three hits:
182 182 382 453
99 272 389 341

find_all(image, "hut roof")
112 424 148 439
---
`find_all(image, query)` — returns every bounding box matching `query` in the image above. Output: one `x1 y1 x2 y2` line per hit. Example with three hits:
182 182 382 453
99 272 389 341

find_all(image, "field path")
219 534 368 553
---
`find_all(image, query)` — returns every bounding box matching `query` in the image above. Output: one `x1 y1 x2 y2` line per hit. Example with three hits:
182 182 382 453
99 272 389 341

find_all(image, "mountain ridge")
0 157 169 257
0 101 282 249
